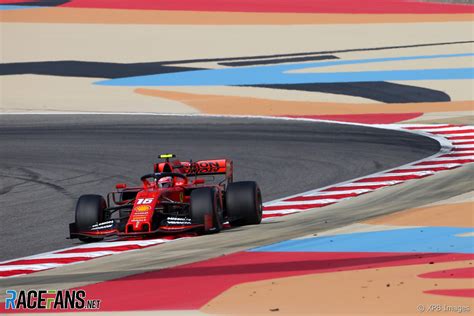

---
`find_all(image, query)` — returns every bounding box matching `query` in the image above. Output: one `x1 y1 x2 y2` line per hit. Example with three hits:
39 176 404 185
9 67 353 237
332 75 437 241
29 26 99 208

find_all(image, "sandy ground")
203 191 474 314
1 20 471 114
202 259 473 315
403 112 474 124
290 56 474 73
1 22 471 63
0 75 196 113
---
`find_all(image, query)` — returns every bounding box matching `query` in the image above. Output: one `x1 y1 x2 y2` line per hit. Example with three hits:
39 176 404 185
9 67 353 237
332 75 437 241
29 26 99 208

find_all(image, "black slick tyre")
226 181 262 227
75 194 106 242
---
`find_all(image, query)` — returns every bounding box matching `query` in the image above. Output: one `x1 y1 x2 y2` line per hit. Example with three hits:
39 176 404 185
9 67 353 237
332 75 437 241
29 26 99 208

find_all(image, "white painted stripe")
56 239 168 250
296 189 373 197
431 156 474 161
454 145 474 149
0 263 65 271
0 252 115 264
398 163 461 169
263 209 303 215
340 181 402 187
413 126 471 133
401 124 451 129
380 171 435 177
266 199 339 206
29 252 115 259
0 240 173 266
439 133 474 137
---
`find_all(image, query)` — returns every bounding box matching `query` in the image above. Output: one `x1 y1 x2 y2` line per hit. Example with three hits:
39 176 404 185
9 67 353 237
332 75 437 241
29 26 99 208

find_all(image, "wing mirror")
116 183 127 189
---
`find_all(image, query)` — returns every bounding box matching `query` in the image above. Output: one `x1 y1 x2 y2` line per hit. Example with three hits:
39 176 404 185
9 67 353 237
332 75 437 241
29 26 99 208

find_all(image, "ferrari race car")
69 154 263 242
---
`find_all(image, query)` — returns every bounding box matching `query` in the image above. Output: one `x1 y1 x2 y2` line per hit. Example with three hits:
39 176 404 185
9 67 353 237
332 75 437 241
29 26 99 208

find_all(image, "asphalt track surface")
0 115 440 262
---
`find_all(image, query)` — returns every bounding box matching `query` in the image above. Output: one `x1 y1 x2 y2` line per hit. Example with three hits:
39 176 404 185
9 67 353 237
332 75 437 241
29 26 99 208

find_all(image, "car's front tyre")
190 188 222 233
75 194 106 242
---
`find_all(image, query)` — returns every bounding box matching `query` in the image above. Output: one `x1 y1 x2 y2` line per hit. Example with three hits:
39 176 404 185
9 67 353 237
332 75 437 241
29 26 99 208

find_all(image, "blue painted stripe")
250 227 474 254
96 53 474 87
0 5 41 10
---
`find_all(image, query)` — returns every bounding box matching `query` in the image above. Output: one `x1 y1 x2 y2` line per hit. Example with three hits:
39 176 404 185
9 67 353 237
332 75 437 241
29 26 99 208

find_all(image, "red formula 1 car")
69 154 263 242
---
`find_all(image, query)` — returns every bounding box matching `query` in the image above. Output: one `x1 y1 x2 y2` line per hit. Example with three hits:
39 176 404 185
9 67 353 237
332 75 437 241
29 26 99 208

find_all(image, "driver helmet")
157 176 173 188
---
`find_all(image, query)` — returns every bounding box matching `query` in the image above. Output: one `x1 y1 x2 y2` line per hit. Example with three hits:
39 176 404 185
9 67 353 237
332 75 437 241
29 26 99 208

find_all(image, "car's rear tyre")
190 188 222 233
226 181 263 227
75 194 106 242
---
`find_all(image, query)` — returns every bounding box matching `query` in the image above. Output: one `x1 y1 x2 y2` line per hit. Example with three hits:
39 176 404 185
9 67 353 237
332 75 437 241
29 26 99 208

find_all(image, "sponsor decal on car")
166 216 192 225
183 161 222 174
134 205 151 212
90 220 114 231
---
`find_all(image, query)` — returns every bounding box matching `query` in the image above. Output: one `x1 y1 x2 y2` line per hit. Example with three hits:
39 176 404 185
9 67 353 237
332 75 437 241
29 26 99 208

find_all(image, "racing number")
137 198 153 204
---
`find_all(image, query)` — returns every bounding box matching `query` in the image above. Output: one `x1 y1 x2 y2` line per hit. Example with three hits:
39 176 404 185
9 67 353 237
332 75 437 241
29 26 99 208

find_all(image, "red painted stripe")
390 166 459 172
56 244 149 254
440 153 474 158
323 185 387 191
262 213 291 219
0 269 38 277
0 257 94 266
416 159 474 165
419 267 474 279
453 141 474 145
60 0 474 14
59 252 474 312
283 193 359 202
424 288 474 298
448 135 474 140
355 174 427 182
434 129 474 135
284 113 422 124
405 125 455 130
264 202 332 211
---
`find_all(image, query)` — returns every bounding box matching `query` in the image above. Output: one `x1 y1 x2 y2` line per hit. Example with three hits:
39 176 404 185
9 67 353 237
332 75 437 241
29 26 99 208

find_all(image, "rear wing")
155 159 233 182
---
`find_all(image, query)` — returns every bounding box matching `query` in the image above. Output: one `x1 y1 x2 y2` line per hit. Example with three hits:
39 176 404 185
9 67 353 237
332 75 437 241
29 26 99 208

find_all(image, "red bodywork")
69 158 232 240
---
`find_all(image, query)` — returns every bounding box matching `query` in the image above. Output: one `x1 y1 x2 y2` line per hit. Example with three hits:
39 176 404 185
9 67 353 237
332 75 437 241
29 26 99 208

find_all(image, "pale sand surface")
403 111 473 124
1 22 472 63
290 56 474 73
202 260 473 315
164 41 473 71
0 75 196 113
